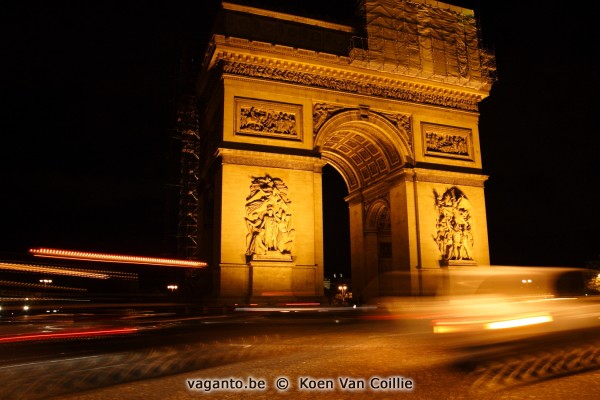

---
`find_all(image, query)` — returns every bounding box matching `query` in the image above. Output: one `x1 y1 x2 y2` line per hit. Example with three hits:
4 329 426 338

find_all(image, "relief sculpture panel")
422 122 473 161
433 187 474 263
244 175 294 261
235 97 302 141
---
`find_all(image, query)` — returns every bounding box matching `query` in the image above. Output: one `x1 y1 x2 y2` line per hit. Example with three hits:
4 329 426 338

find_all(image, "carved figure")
240 106 297 136
433 187 474 261
312 103 344 133
245 212 262 255
276 210 295 253
244 175 294 257
425 131 469 156
223 60 481 112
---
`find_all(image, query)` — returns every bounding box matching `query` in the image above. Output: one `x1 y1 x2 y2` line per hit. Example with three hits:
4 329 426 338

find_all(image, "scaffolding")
175 94 201 260
350 0 496 89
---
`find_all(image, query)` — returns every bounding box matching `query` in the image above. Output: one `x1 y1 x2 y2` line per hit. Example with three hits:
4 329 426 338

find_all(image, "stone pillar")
363 230 379 299
348 195 366 303
388 172 419 295
312 167 325 297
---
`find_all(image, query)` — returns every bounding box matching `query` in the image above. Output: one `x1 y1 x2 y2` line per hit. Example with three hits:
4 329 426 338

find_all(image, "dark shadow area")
322 165 350 278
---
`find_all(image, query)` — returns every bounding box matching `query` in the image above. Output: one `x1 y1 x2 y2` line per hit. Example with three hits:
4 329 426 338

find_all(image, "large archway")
315 109 415 302
190 1 492 305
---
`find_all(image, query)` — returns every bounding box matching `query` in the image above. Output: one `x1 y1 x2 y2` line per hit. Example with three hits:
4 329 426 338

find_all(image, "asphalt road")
1 308 599 400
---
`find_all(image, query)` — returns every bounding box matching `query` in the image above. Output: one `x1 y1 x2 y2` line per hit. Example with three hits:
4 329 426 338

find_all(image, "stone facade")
188 1 494 304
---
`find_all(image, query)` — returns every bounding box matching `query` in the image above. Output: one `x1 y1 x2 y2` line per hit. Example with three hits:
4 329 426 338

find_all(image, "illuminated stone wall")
217 155 324 299
192 1 493 303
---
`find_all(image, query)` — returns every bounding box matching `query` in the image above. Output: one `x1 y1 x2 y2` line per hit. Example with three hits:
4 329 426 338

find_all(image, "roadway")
0 307 599 400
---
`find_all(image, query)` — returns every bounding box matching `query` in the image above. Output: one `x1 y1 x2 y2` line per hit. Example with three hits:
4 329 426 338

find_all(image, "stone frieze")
221 59 481 111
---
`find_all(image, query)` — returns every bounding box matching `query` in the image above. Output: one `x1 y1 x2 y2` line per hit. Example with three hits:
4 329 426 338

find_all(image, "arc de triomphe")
178 0 495 304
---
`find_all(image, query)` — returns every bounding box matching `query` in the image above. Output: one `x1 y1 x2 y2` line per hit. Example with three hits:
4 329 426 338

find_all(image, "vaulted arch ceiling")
315 111 411 193
321 127 392 191
365 198 391 232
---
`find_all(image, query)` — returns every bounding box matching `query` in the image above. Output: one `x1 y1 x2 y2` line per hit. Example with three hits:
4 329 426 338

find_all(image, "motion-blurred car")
428 266 600 358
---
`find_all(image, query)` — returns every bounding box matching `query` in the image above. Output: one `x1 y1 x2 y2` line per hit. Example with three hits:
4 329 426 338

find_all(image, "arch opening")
322 164 350 281
315 111 414 302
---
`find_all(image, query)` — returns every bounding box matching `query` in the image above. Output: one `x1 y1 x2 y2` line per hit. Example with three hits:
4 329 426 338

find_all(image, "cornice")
412 168 489 187
356 167 488 188
209 36 487 112
216 148 326 172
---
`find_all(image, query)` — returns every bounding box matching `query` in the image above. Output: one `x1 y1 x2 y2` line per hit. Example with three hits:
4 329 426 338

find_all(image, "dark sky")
1 1 598 268
475 1 598 267
1 1 217 257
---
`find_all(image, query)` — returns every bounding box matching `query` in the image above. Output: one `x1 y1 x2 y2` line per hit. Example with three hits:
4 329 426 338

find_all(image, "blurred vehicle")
426 266 600 360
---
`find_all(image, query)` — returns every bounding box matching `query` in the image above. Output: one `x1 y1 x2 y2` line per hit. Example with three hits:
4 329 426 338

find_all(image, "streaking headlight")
434 325 469 334
433 319 490 333
484 314 553 330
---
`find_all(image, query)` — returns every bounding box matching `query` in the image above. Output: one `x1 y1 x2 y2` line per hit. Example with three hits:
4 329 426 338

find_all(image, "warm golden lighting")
0 262 111 279
433 325 466 334
29 248 208 268
484 315 553 330
0 280 87 292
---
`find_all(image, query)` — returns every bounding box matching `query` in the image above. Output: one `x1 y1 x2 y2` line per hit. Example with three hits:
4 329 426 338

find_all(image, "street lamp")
167 284 178 292
40 279 52 298
338 285 347 304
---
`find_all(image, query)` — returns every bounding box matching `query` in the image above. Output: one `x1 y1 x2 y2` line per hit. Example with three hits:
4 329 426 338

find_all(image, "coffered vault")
315 107 412 192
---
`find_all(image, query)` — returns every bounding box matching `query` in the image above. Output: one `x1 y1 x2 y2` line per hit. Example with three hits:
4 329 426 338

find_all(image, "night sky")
1 1 598 270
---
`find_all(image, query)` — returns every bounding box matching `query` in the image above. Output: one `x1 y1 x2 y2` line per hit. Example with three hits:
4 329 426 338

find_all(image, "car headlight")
484 314 553 330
